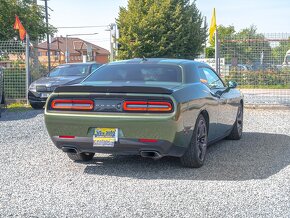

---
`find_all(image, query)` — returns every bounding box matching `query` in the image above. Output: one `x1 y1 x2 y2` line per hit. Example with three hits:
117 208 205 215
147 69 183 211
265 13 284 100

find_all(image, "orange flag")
13 15 26 41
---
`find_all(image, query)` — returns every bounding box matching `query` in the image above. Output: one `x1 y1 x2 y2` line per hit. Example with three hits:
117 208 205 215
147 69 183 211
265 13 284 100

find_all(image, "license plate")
93 128 118 147
41 93 50 98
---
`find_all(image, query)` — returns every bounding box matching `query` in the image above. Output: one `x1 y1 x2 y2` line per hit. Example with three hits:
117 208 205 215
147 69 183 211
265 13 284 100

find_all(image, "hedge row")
224 70 290 88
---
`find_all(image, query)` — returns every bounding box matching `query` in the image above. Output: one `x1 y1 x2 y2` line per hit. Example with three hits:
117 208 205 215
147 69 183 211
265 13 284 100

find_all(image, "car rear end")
44 87 187 158
44 60 192 158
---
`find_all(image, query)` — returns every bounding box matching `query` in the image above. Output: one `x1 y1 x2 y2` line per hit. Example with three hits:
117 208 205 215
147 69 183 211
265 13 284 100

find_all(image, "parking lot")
0 108 289 217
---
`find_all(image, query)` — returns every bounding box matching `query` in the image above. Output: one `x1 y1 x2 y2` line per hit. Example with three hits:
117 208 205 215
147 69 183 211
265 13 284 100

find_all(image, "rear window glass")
84 64 182 83
49 64 90 77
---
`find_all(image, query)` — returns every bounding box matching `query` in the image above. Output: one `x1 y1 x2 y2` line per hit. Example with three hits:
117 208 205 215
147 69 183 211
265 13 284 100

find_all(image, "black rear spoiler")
54 85 173 94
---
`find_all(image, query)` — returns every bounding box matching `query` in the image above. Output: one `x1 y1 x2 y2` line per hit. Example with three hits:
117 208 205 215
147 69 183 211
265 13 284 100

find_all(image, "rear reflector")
51 99 94 111
123 101 172 112
59 135 75 139
138 139 158 143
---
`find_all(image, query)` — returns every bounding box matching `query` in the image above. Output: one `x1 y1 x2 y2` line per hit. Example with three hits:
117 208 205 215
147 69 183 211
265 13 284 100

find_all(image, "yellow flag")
209 8 217 43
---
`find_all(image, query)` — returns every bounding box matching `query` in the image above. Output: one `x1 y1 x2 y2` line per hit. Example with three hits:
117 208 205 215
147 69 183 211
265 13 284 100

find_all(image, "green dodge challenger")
44 58 243 168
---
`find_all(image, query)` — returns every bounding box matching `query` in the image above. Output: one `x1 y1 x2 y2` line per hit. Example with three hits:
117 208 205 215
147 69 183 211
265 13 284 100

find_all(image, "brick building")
37 37 110 66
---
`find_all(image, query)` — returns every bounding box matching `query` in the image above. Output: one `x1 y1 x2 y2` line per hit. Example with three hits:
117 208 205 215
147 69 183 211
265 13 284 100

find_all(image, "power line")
57 25 108 29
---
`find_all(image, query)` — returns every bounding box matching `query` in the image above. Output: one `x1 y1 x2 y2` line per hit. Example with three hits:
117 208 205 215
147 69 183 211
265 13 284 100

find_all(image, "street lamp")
65 33 98 63
105 23 116 62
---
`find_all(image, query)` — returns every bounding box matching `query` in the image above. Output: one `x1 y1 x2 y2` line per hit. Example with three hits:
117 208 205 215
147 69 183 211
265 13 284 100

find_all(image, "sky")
40 0 290 51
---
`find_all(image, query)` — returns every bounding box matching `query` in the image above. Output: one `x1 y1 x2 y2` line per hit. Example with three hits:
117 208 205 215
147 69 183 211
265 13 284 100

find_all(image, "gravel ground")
0 109 289 217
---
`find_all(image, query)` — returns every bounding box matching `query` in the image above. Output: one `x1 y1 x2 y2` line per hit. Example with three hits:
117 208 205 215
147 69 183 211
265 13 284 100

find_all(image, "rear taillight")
123 101 173 112
51 99 94 111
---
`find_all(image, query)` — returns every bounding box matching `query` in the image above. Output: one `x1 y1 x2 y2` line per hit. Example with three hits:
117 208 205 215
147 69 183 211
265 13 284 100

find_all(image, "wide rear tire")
180 114 208 168
226 104 243 140
67 152 95 161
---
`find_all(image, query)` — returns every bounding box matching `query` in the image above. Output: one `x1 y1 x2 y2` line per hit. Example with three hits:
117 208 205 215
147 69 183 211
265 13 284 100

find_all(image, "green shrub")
224 70 290 89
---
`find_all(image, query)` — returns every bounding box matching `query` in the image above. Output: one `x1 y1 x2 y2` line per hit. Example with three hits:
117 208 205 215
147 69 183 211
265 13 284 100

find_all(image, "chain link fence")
0 41 26 100
0 40 49 101
220 33 290 106
1 34 290 106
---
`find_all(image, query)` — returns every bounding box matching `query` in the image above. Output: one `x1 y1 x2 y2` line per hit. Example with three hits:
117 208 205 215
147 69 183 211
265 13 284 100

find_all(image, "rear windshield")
49 64 90 77
83 64 182 83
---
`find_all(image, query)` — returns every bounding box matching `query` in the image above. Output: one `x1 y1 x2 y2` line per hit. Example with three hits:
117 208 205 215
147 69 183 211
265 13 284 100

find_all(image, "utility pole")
44 0 51 71
106 23 116 62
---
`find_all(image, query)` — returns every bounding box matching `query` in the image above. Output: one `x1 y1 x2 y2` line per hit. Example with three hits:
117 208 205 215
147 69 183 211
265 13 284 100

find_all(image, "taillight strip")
51 99 94 111
123 101 148 111
123 101 173 112
147 101 172 112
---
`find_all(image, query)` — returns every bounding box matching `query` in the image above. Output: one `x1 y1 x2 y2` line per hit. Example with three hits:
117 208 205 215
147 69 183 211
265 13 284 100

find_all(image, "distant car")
28 62 102 109
44 58 244 168
229 64 252 71
252 62 278 71
0 67 5 117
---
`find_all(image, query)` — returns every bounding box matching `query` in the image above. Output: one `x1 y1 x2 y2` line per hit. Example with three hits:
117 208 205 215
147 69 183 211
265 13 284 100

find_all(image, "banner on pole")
13 15 26 41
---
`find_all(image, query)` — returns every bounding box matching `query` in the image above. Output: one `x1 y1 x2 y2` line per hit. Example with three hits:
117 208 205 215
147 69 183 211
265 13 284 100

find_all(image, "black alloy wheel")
180 114 208 168
226 104 243 140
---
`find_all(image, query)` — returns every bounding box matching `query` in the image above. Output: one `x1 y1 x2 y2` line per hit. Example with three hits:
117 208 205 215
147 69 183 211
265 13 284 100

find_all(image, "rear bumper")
51 136 186 157
45 111 194 157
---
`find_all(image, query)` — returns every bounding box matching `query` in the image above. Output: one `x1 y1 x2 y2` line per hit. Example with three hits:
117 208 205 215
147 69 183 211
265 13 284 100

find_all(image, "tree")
226 26 272 66
206 25 235 58
0 0 56 41
117 0 207 60
272 38 290 65
206 25 272 65
209 25 235 47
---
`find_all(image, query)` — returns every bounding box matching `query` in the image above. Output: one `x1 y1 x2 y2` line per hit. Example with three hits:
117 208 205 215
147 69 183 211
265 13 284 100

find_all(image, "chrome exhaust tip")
62 147 77 154
140 151 162 160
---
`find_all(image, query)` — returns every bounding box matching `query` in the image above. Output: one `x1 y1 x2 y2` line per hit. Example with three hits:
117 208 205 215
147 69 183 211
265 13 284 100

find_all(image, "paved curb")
245 104 290 110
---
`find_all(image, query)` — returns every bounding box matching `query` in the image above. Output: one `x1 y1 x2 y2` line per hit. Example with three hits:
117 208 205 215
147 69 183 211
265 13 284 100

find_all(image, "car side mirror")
228 81 238 89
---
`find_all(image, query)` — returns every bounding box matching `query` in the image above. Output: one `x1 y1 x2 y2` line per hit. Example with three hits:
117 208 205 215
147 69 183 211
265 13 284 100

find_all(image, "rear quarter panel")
172 83 219 142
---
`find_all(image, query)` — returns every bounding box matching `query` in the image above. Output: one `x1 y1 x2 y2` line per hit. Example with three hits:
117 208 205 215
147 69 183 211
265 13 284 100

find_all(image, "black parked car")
28 62 102 109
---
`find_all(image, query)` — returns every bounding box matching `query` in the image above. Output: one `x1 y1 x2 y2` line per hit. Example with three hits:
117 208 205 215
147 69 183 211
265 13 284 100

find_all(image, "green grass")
6 102 32 112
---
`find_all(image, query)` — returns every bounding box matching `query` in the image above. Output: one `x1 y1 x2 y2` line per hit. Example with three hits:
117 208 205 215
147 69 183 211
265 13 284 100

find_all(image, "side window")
91 64 101 73
201 68 225 89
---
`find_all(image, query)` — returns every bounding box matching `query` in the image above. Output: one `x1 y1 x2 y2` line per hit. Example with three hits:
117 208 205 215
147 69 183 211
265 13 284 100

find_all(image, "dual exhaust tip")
140 151 162 160
62 147 162 160
62 147 77 154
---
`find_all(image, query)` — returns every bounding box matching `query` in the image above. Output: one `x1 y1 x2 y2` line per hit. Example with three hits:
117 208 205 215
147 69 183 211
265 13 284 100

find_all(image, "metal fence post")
25 34 30 105
215 30 220 75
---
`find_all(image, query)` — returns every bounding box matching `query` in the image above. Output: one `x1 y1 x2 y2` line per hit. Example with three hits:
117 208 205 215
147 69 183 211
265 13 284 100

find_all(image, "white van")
282 50 290 67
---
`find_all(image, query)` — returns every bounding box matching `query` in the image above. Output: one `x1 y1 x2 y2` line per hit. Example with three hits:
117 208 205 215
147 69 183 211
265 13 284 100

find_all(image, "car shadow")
83 132 290 181
0 109 43 121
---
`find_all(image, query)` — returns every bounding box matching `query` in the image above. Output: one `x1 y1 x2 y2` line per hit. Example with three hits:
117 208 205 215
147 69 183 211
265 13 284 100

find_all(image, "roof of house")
37 37 110 55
